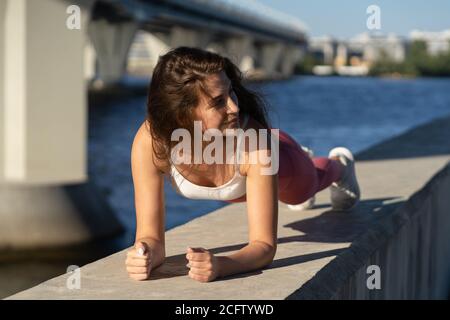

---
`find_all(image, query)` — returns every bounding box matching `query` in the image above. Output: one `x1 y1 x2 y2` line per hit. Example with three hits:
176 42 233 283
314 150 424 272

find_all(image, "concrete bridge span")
87 0 308 84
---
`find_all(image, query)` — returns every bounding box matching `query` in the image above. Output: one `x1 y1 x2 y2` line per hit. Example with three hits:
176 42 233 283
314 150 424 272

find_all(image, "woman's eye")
218 99 227 107
213 87 234 109
213 99 226 109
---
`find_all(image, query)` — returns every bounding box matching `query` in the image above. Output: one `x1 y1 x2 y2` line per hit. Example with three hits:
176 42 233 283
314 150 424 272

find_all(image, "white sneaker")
286 146 316 211
286 197 316 211
328 147 361 211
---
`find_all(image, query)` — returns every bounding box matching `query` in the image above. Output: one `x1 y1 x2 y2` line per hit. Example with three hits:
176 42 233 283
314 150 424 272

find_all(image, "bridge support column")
84 37 97 81
323 42 335 65
335 43 348 67
0 0 123 250
278 45 303 77
169 26 211 48
225 36 255 74
206 42 226 55
128 28 213 76
137 31 171 71
0 0 5 182
260 42 284 78
88 18 138 86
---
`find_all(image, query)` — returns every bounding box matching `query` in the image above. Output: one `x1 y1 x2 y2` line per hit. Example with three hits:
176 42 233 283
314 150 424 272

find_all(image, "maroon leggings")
227 129 342 205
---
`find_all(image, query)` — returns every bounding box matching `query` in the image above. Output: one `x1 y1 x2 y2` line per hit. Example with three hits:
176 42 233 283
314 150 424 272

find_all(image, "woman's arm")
129 121 166 273
217 142 279 278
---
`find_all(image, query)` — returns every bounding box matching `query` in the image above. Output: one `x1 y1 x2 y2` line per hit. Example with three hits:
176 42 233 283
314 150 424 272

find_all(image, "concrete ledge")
290 161 450 299
6 115 450 300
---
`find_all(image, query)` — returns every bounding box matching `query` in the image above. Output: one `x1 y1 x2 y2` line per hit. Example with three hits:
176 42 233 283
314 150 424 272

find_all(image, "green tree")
370 40 450 77
294 53 320 75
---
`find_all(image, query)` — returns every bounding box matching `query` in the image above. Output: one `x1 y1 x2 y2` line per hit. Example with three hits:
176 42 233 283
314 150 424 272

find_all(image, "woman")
125 47 360 283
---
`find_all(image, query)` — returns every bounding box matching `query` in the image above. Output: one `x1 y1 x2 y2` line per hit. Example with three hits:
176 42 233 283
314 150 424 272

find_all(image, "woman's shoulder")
132 120 168 175
238 114 273 176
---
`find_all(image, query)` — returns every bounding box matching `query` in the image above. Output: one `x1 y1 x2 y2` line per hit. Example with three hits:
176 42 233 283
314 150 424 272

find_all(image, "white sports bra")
170 114 249 201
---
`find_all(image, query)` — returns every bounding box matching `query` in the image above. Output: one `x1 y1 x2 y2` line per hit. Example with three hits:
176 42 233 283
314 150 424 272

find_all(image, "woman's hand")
186 247 220 283
126 242 152 281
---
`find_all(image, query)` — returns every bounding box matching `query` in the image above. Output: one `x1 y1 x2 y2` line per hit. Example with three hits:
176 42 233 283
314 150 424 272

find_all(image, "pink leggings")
227 130 342 205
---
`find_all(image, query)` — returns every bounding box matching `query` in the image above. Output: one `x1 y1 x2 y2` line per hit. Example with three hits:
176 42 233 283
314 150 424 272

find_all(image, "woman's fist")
126 242 152 281
186 247 220 283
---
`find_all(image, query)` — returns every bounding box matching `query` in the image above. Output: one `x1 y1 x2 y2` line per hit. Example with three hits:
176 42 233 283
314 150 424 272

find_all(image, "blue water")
88 76 450 232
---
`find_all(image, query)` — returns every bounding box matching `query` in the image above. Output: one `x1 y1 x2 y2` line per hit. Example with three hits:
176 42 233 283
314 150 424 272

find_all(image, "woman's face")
193 71 240 133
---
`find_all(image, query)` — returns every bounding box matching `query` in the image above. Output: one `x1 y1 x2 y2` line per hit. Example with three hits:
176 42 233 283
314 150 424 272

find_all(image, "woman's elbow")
252 240 277 266
263 244 277 266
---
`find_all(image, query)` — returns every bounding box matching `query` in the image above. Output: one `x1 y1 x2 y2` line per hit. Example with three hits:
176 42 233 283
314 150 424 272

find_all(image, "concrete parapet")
6 115 450 300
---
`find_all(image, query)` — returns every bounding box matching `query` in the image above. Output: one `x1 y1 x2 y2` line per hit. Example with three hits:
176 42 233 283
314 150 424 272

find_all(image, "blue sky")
257 0 450 38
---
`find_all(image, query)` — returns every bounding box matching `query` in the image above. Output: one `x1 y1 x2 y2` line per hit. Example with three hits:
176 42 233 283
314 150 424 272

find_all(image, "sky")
257 0 450 39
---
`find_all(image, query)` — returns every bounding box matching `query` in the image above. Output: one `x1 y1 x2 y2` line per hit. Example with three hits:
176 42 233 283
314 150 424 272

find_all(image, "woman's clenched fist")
126 241 152 281
186 247 220 283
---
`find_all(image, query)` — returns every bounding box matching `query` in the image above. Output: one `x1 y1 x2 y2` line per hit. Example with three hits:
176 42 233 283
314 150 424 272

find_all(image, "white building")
410 30 450 56
347 32 407 63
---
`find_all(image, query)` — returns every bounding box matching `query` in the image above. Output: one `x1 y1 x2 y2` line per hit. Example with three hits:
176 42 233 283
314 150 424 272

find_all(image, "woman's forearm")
216 241 276 278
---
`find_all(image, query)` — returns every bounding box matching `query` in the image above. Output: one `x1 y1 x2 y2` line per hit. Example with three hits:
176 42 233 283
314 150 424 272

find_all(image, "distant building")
308 33 407 76
347 32 407 64
308 36 339 65
410 30 450 55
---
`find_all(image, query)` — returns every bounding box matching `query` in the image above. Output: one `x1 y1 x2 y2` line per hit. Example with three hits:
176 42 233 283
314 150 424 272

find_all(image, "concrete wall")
290 162 450 300
334 163 450 299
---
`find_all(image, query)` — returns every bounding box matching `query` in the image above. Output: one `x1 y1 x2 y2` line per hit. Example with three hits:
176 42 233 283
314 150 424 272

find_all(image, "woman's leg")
276 130 342 205
226 130 343 205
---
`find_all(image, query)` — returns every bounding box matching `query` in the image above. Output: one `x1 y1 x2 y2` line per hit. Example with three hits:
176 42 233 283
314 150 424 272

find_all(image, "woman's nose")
226 96 239 114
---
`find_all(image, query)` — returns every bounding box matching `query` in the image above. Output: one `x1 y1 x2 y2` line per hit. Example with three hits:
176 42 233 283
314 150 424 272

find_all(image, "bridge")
87 0 308 84
0 0 307 249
